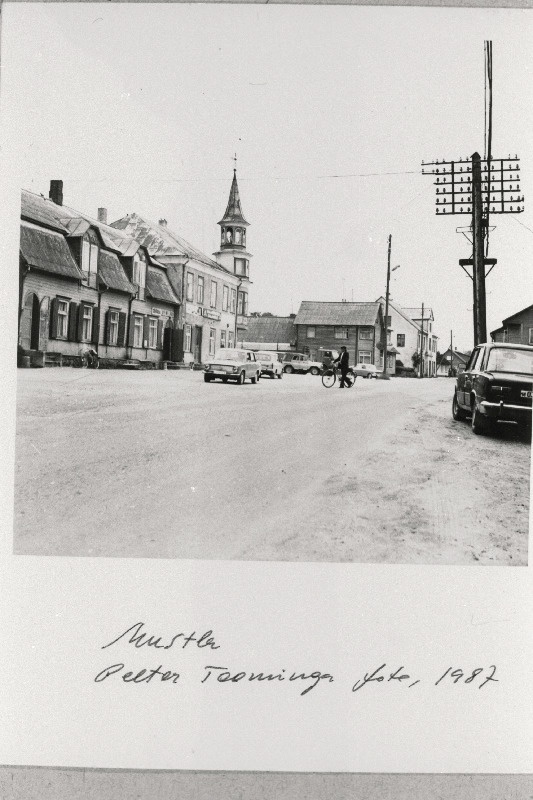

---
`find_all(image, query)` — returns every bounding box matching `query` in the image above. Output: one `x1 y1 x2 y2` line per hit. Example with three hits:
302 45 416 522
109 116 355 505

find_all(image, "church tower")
213 167 252 293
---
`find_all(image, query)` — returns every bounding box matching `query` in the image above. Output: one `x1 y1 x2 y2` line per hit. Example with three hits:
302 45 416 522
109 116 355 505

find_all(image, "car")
452 341 533 434
204 349 261 385
255 351 283 379
352 363 379 378
281 352 323 375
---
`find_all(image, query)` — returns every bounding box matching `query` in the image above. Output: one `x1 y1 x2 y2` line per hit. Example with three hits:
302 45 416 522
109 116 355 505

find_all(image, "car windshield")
214 350 245 362
258 354 272 361
485 348 533 375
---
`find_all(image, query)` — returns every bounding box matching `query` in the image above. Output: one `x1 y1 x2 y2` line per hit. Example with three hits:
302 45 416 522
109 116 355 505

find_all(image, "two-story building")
18 182 180 367
491 304 533 346
293 301 386 366
111 169 252 364
402 306 438 377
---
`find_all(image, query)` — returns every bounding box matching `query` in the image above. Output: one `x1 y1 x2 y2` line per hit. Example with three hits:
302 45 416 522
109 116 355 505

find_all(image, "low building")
376 297 422 374
491 304 533 346
436 348 469 377
293 301 389 367
238 316 296 352
18 182 180 367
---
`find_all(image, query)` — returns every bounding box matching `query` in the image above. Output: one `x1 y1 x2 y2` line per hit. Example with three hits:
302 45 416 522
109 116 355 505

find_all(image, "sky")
2 3 532 351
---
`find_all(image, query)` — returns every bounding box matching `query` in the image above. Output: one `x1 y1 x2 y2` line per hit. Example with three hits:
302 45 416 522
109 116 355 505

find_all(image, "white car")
255 351 283 379
204 349 261 385
282 353 323 375
352 363 379 378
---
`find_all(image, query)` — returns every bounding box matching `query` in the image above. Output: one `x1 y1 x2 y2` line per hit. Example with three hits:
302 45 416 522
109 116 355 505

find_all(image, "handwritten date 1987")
351 663 498 693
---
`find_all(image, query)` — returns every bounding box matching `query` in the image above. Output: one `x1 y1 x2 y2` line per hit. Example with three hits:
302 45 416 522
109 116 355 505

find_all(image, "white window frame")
197 276 204 305
184 324 192 352
133 257 146 288
358 350 372 364
222 285 229 312
210 280 217 309
108 309 119 345
89 243 99 275
148 317 158 349
81 238 91 272
57 299 69 339
234 258 248 277
359 328 372 340
220 329 227 348
307 326 316 339
230 288 237 314
81 304 93 341
334 327 348 340
397 333 405 348
227 330 235 348
186 272 194 302
237 291 248 316
133 315 143 348
209 327 216 356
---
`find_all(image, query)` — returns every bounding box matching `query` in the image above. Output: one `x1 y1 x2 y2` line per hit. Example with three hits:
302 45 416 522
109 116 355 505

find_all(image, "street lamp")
379 234 400 380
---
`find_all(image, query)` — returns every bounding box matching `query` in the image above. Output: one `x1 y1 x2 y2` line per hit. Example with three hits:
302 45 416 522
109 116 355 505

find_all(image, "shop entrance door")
193 325 203 363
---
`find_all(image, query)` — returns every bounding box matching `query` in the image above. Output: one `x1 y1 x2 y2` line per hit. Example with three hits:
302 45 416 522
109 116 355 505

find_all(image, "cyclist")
333 346 351 388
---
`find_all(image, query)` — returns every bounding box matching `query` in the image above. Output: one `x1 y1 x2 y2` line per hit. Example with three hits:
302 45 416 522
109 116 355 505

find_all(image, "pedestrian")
334 345 351 388
85 348 99 369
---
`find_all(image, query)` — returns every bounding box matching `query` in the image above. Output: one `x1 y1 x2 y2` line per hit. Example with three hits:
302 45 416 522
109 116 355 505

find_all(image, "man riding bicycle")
333 345 351 388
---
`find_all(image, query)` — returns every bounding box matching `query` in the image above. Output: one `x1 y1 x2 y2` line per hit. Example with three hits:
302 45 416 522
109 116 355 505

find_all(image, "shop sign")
151 307 171 317
203 309 221 321
186 303 203 317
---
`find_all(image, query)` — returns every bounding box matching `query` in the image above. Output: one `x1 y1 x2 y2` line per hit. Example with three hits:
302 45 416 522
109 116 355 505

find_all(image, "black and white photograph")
6 3 532 564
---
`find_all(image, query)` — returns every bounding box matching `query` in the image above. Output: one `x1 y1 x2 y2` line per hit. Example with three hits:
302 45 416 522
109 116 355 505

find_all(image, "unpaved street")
14 369 530 564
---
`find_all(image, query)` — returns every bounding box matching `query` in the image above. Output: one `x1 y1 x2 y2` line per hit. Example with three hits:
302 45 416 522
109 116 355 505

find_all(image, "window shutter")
50 297 59 339
117 312 127 346
69 302 80 341
127 314 135 347
92 306 100 345
173 328 184 362
157 319 164 350
143 316 150 348
104 310 111 345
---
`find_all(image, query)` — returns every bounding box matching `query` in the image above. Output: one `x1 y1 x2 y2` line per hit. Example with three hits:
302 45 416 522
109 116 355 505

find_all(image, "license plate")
521 390 532 398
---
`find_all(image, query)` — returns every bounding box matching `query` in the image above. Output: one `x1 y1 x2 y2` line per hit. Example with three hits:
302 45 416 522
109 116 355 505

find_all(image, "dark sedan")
452 342 533 434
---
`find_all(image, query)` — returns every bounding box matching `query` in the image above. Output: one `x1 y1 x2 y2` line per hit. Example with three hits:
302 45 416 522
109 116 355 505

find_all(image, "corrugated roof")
218 170 248 226
20 221 82 280
294 302 382 326
242 316 296 344
111 213 231 273
21 190 70 233
146 267 179 305
97 250 135 294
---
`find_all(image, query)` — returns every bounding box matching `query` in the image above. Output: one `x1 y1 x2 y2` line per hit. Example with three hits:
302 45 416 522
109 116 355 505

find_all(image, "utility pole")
472 152 487 344
419 302 425 378
449 329 454 376
380 234 392 380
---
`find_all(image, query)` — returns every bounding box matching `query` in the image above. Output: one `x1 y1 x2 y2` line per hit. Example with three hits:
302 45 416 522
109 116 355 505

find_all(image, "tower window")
224 228 233 245
234 258 248 277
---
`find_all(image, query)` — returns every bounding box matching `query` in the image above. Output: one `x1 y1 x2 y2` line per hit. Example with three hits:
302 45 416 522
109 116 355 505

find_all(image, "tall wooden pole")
381 234 392 380
419 302 425 378
472 151 487 344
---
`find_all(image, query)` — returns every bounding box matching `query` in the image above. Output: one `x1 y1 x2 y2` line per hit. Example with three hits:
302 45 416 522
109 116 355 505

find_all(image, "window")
234 258 248 276
81 238 90 271
186 272 194 302
132 256 146 288
529 328 533 345
220 329 227 348
133 315 143 348
148 318 158 349
397 333 405 348
108 310 119 345
237 291 248 316
335 327 348 339
81 305 93 341
222 285 229 312
227 330 235 348
57 299 69 339
184 324 192 352
210 281 217 308
359 328 372 340
307 326 316 339
197 276 204 304
358 350 372 364
209 328 216 356
89 243 99 274
230 288 237 313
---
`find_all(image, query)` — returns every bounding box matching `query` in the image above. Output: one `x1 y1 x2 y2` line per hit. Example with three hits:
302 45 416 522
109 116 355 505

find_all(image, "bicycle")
321 365 356 388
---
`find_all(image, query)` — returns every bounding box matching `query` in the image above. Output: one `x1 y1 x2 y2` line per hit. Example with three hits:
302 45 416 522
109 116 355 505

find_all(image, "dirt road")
13 368 530 564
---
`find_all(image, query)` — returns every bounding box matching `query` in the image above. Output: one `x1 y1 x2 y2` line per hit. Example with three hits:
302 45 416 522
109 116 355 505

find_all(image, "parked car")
255 351 283 379
204 349 261 385
452 342 533 434
352 363 379 378
282 352 323 375
318 348 340 368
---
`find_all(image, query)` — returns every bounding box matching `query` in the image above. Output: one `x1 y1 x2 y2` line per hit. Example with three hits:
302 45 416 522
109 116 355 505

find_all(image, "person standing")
334 345 350 388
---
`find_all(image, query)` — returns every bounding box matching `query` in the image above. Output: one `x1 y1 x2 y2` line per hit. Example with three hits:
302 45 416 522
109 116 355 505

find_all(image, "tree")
411 351 421 369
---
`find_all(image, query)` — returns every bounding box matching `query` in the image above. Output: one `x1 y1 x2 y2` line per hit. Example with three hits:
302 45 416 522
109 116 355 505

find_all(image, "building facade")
491 304 533 346
436 348 469 377
293 302 386 366
18 183 180 367
238 316 296 352
402 306 438 377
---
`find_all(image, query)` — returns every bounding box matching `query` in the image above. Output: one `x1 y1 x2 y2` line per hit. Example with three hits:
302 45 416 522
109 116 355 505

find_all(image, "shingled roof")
21 190 70 233
20 221 82 280
146 267 179 305
97 250 135 294
243 316 296 344
218 170 248 226
294 301 382 326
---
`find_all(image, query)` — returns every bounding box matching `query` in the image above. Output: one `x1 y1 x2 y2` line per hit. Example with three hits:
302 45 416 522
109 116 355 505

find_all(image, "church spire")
218 162 248 227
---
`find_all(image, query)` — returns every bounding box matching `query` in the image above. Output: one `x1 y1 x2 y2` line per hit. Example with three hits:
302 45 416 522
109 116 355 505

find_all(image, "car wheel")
238 370 245 385
452 391 467 421
309 367 320 376
471 401 492 435
204 375 213 383
222 377 228 383
277 371 282 379
284 365 294 374
251 373 257 384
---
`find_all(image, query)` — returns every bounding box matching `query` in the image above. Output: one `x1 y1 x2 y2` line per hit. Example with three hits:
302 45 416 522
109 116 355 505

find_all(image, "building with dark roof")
18 182 180 367
293 301 386 367
238 316 296 352
491 304 533 346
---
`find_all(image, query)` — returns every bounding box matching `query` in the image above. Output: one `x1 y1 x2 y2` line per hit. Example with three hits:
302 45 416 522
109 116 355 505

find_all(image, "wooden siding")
295 324 380 364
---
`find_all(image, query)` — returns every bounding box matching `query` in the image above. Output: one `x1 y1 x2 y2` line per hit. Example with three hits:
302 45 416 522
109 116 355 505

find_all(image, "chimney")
159 218 167 227
97 208 108 225
49 180 63 206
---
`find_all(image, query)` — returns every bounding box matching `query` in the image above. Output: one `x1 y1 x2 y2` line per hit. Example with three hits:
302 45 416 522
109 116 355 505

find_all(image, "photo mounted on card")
7 3 531 566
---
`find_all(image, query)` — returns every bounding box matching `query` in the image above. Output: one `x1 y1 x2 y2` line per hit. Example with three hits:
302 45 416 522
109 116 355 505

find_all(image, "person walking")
334 345 350 388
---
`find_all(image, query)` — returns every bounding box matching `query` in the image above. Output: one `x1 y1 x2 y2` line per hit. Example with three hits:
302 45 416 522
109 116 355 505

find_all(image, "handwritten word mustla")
101 622 220 652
